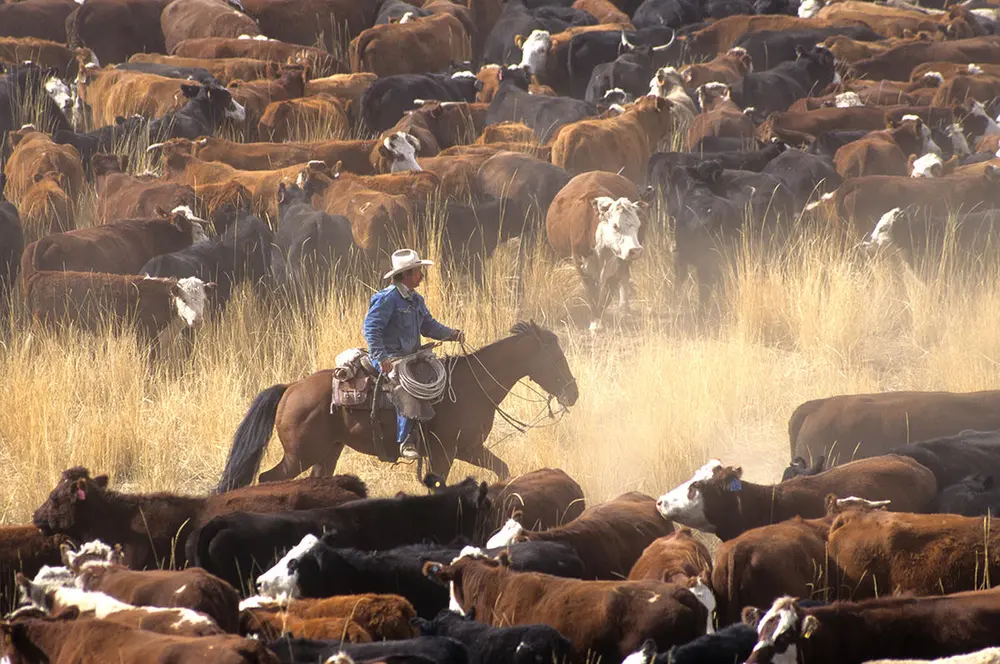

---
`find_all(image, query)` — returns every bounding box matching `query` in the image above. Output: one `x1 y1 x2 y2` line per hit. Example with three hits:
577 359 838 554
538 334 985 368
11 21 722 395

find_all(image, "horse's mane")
509 320 558 344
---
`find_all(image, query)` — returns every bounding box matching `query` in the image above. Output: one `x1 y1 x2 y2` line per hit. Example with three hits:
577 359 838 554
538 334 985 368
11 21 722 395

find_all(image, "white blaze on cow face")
256 534 319 600
655 459 723 528
486 518 524 548
518 30 551 75
649 66 682 98
225 96 247 122
862 207 903 252
170 277 212 328
752 597 814 664
383 132 422 172
910 152 944 178
972 101 1000 138
44 75 73 113
901 114 941 156
949 123 972 157
688 579 717 634
798 0 822 18
594 197 643 261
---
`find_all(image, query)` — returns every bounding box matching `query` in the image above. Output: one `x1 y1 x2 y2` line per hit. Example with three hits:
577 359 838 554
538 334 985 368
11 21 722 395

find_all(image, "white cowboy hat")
383 248 434 280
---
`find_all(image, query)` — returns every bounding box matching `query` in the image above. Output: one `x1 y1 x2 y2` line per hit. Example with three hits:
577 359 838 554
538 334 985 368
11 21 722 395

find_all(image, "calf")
258 94 351 143
239 608 372 642
681 47 754 90
487 492 672 579
3 612 277 664
64 540 240 633
545 171 645 330
485 67 596 143
53 116 148 170
745 592 1000 664
628 527 712 584
414 609 574 664
189 478 490 592
686 83 756 151
788 389 1000 463
360 71 481 133
32 467 367 571
425 550 706 663
350 13 471 78
833 115 941 178
17 170 74 243
239 593 416 641
656 456 937 540
160 0 260 53
17 573 224 636
552 95 676 182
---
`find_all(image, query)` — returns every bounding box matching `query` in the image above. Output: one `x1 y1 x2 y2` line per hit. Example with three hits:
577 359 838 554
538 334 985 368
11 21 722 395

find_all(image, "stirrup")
399 441 420 461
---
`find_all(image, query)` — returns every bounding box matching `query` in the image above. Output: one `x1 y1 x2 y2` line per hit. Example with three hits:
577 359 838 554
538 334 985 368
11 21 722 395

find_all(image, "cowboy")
363 249 464 460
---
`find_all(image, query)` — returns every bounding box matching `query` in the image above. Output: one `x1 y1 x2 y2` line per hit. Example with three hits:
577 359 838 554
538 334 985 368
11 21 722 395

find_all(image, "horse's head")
510 321 579 408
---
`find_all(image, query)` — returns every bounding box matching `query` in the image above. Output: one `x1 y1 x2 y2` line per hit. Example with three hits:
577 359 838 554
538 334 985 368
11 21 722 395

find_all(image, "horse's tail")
216 384 288 493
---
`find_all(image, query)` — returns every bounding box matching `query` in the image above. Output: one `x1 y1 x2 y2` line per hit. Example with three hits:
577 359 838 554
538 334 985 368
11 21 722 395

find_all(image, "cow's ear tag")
728 479 742 492
76 488 87 501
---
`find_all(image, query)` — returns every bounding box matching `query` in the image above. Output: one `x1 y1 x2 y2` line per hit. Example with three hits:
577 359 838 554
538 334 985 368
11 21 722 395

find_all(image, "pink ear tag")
76 488 86 501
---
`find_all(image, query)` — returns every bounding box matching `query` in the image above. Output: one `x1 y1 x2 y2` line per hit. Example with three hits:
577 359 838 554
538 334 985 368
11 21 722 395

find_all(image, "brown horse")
216 322 579 491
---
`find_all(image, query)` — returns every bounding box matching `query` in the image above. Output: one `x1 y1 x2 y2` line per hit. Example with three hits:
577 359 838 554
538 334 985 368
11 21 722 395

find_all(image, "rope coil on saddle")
391 353 450 402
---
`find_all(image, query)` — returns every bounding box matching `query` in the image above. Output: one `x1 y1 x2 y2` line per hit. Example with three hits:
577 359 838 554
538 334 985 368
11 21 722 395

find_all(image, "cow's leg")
615 261 632 312
577 256 603 331
309 443 345 478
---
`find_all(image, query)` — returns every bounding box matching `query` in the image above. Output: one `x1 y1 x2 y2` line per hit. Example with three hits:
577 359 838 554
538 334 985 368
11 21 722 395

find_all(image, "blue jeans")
380 361 414 444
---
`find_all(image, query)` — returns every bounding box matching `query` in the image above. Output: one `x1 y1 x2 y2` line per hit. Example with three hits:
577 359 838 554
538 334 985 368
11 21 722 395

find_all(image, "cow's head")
909 152 945 178
649 66 684 98
379 131 422 172
43 74 73 116
745 597 818 664
256 533 320 600
655 459 724 530
164 206 210 244
33 468 109 538
696 82 732 112
515 30 551 75
169 277 215 327
861 207 904 253
182 83 246 123
61 540 123 573
423 547 502 617
593 196 644 262
276 181 312 214
893 114 942 156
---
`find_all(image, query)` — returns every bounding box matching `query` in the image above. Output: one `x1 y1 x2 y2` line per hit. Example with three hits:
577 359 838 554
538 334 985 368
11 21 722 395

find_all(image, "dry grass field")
3 194 1000 528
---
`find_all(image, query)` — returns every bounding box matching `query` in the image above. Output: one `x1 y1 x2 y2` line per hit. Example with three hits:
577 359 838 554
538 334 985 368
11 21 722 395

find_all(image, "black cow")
761 148 841 210
146 82 246 142
566 27 675 99
482 1 596 67
734 27 880 71
273 181 354 293
360 73 481 133
414 609 574 664
53 116 148 171
485 67 595 143
633 0 755 30
933 474 1000 516
730 46 838 115
0 176 23 325
888 430 1000 489
648 141 787 185
627 624 758 664
807 130 869 158
288 537 586 617
781 456 826 482
114 62 222 86
267 636 469 664
0 63 72 149
140 211 272 305
189 477 491 590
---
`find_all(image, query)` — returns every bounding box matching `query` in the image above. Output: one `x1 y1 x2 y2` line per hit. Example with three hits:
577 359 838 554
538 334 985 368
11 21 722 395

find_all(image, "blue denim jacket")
363 285 454 368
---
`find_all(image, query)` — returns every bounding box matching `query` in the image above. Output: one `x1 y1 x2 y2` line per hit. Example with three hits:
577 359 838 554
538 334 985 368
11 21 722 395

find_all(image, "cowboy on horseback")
364 249 465 461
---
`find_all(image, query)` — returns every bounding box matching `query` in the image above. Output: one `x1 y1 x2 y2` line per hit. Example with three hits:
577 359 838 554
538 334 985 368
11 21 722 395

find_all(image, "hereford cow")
32 467 367 572
681 47 754 89
424 549 706 662
349 14 470 78
628 527 712 584
745 591 1000 664
160 0 260 53
239 594 416 641
487 492 672 579
656 456 937 540
239 607 372 642
546 171 645 331
788 390 1000 463
833 115 941 178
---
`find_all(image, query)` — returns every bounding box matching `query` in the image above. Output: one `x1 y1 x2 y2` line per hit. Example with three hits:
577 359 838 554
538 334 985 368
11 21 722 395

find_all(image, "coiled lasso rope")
393 353 454 402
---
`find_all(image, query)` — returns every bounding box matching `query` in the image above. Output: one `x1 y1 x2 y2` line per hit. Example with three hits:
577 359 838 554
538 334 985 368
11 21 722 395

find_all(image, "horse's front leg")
423 428 455 482
460 447 510 482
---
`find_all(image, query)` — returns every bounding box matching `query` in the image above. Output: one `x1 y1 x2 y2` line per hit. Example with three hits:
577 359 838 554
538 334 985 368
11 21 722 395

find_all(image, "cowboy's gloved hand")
380 359 393 374
450 329 465 343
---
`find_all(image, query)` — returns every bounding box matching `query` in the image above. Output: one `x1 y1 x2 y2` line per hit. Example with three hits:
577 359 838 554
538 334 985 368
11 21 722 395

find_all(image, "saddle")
330 348 392 412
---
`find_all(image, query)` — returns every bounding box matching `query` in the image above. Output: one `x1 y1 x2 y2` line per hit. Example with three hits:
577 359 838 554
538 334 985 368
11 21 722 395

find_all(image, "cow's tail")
19 239 43 296
787 398 826 460
216 384 288 493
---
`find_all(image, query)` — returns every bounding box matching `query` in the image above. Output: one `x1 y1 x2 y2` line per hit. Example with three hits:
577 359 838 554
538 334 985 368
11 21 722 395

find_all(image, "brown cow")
931 73 1000 107
680 47 754 90
686 83 755 151
475 63 559 102
486 468 586 531
744 591 1000 664
349 14 470 77
160 0 261 53
546 171 645 330
628 527 712 584
64 541 240 633
92 155 197 225
0 612 279 664
0 37 94 79
64 0 170 65
833 116 941 178
684 15 870 58
3 128 84 203
815 1 945 38
171 136 377 174
756 106 931 146
425 550 706 662
656 456 937 541
227 64 307 131
171 37 344 77
0 526 67 616
76 68 189 127
488 492 673 579
305 72 376 116
127 53 279 85
240 593 416 640
912 61 1000 81
257 94 351 143
372 101 487 171
848 36 1000 83
239 0 374 50
18 171 75 243
551 96 675 183
31 467 367 571
0 0 78 43
477 121 536 144
21 208 207 282
828 509 1000 599
572 0 632 25
476 151 572 218
239 608 372 641
789 390 1000 462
